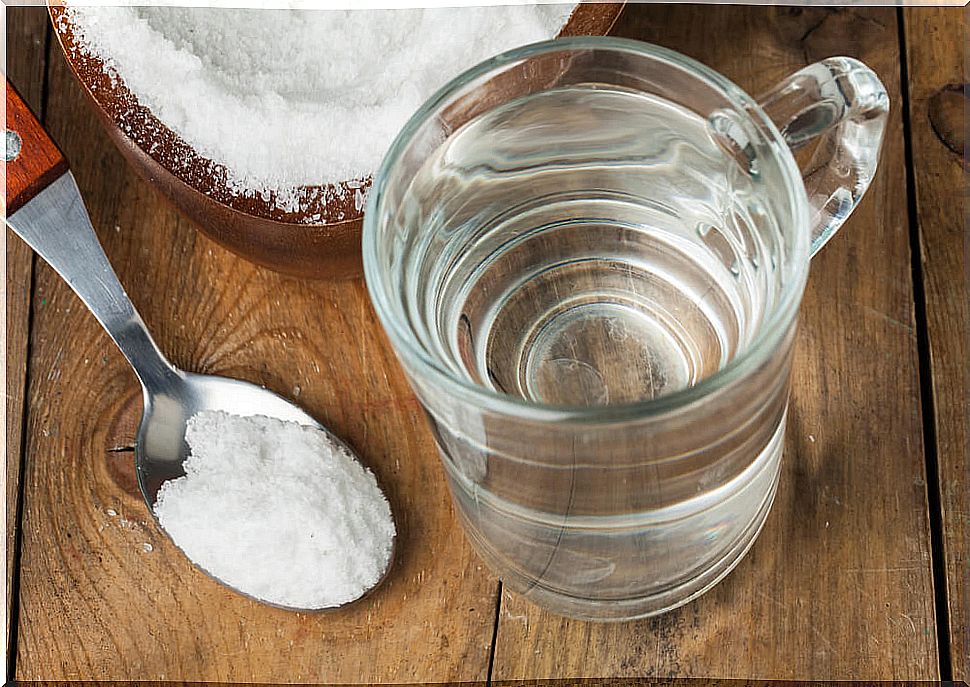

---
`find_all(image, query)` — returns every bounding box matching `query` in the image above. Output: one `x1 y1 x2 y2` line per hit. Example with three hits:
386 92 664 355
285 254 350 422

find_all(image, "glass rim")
363 35 811 424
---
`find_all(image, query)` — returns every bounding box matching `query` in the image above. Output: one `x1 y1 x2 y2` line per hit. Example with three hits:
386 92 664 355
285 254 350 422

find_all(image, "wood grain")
903 7 969 679
5 4 49 670
0 681 947 687
491 5 938 680
13 25 499 682
5 79 69 215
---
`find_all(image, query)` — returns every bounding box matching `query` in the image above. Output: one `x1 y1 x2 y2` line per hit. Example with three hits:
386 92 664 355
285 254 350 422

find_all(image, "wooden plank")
5 4 48 671
492 5 938 680
14 26 499 682
903 7 969 680
0 681 944 687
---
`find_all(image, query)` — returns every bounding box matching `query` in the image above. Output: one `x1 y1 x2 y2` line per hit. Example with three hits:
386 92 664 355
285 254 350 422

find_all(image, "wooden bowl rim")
48 1 626 235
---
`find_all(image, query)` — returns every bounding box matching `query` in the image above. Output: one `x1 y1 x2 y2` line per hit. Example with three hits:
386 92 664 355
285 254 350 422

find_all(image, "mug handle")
757 57 890 256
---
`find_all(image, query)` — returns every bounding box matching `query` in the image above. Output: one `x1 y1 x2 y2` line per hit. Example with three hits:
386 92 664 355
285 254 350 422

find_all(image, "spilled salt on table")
154 410 394 609
63 5 574 218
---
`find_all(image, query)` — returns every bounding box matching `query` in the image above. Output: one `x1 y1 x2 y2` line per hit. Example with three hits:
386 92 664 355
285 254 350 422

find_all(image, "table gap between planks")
4 3 964 683
902 6 969 680
6 5 50 681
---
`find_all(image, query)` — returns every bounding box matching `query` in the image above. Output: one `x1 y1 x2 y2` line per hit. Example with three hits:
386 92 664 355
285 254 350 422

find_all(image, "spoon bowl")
135 370 396 614
134 368 394 613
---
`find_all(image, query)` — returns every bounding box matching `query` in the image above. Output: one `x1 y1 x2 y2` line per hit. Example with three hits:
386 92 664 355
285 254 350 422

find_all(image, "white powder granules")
154 410 395 609
64 5 574 215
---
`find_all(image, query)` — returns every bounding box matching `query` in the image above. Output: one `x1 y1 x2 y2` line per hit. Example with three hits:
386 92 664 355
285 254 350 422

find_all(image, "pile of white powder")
154 410 394 609
65 5 573 215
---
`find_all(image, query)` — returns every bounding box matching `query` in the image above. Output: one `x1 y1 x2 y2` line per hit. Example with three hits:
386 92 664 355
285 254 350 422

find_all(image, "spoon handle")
5 81 69 213
5 79 178 390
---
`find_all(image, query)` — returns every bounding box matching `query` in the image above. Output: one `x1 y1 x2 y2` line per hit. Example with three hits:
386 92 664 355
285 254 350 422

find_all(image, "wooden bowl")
49 2 625 279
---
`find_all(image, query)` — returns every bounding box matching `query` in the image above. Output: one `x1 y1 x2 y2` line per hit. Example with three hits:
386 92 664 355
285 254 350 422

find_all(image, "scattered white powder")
65 5 573 215
154 410 395 609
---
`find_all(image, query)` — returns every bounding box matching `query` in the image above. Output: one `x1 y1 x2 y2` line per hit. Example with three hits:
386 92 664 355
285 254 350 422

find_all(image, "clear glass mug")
363 38 888 620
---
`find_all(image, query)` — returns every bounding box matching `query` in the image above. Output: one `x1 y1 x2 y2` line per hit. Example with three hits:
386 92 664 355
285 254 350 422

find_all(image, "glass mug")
363 38 888 620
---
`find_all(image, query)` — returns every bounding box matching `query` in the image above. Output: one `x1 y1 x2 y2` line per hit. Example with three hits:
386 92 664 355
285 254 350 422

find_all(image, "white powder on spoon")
64 5 574 215
154 410 394 609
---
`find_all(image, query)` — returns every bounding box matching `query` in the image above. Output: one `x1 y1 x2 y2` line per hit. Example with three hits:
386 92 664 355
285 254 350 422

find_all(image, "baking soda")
64 5 573 216
154 411 394 609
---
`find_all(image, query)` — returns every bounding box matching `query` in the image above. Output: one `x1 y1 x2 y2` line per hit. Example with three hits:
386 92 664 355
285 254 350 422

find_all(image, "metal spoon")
5 80 393 609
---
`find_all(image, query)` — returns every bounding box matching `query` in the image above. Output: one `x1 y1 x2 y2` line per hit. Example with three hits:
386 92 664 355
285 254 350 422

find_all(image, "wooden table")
6 4 967 682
